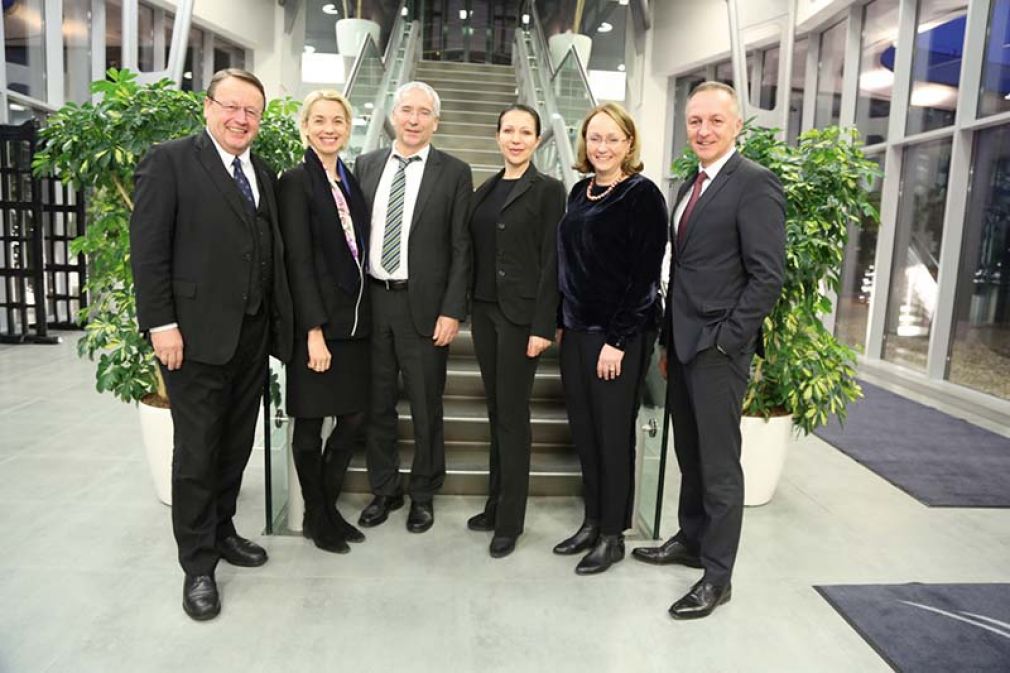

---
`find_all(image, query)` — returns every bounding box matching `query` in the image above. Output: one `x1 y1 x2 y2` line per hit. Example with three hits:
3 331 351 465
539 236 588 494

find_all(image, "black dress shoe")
216 535 268 567
358 494 405 528
406 500 434 533
489 536 516 558
182 574 220 621
668 580 732 620
575 534 625 575
329 507 365 543
631 537 703 568
467 510 495 532
553 520 599 555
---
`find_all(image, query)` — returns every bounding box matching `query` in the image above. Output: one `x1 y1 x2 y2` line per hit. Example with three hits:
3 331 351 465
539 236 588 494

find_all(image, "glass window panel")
759 47 779 110
670 70 706 202
978 0 1010 117
164 11 173 67
815 20 845 128
213 47 231 73
835 155 885 353
182 26 204 92
106 0 122 73
906 1 967 136
856 0 899 145
4 0 47 100
883 139 952 371
947 124 1010 400
138 3 155 72
62 0 91 104
788 38 808 145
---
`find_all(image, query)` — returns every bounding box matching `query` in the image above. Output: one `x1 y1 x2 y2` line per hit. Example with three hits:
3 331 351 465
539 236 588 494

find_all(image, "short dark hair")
497 104 541 137
207 68 266 106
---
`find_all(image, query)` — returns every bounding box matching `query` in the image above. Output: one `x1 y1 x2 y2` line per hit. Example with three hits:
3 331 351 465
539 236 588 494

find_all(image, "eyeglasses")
396 105 435 120
208 96 263 121
586 135 629 148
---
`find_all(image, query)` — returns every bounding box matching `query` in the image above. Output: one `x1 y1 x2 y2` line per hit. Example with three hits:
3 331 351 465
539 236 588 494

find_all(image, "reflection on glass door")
419 0 518 63
634 339 667 539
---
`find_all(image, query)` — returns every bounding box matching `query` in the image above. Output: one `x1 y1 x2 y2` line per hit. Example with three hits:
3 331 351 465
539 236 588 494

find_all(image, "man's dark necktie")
232 156 256 214
677 170 709 247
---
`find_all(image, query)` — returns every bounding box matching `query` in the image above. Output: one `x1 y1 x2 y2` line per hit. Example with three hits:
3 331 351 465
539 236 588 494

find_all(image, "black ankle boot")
323 423 365 543
575 534 625 575
293 447 349 554
553 519 599 555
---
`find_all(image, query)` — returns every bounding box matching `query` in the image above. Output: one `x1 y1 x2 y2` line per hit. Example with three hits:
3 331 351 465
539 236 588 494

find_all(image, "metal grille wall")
0 121 87 343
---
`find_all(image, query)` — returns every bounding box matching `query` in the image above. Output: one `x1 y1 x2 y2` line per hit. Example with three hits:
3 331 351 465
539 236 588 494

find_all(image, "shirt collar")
205 129 253 170
391 143 431 164
699 146 736 181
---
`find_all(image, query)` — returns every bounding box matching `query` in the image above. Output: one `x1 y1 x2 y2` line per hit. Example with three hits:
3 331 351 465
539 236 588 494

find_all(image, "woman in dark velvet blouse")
553 102 667 575
278 90 371 555
465 104 566 559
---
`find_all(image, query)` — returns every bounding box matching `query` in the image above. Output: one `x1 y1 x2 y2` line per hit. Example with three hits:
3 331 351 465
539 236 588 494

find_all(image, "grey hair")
392 81 441 118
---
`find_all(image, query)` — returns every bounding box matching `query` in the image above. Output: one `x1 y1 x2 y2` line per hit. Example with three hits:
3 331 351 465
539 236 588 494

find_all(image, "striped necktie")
232 157 256 215
381 154 420 274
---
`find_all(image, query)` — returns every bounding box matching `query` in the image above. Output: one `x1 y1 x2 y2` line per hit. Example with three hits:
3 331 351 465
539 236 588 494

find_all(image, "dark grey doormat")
814 380 1010 507
816 583 1010 672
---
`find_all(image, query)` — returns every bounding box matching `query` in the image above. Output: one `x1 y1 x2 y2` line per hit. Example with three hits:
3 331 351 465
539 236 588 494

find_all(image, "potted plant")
672 124 879 505
32 69 301 504
335 0 381 57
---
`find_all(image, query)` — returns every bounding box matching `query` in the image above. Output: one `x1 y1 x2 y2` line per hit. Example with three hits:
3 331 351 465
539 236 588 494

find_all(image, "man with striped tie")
354 81 473 533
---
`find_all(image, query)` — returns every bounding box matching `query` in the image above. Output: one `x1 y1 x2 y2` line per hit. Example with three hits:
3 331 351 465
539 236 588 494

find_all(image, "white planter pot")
548 32 592 71
335 18 381 57
138 400 174 506
740 414 793 507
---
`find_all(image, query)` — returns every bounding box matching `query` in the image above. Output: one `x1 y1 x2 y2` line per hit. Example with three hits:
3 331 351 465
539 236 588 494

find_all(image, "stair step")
432 134 500 152
416 60 514 77
439 110 501 125
443 147 502 165
343 446 582 496
443 357 563 400
472 166 502 188
450 327 558 361
441 98 516 114
397 396 571 444
437 120 499 136
424 77 517 95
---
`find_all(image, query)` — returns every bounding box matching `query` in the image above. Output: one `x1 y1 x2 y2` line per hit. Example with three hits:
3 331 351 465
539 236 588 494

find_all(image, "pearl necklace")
585 173 627 201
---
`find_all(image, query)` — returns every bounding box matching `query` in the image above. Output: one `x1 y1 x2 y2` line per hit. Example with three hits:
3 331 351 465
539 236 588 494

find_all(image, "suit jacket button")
497 222 505 230
498 270 506 277
244 253 251 261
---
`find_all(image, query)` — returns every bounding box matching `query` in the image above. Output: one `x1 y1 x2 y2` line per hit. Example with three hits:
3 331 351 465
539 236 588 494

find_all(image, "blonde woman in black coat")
278 90 371 554
466 104 566 558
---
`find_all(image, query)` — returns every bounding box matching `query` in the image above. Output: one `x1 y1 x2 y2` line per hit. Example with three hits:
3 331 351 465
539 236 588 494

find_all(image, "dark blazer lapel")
410 146 443 230
680 151 742 249
362 148 392 204
195 131 254 226
501 164 538 211
469 168 502 218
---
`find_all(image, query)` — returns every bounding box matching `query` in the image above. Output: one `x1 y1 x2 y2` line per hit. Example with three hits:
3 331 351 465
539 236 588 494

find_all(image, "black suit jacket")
131 131 294 365
467 164 566 339
354 146 473 336
278 149 371 340
663 151 786 364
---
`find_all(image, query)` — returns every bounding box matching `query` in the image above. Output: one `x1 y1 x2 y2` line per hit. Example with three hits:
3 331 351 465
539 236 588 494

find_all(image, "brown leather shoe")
631 537 703 568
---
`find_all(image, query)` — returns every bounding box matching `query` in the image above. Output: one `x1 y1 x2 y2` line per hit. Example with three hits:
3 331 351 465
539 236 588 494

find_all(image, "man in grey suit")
354 81 472 533
633 82 786 619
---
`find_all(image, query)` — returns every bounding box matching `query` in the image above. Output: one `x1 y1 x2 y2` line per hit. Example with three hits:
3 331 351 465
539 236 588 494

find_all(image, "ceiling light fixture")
597 22 613 33
322 3 338 15
303 45 316 54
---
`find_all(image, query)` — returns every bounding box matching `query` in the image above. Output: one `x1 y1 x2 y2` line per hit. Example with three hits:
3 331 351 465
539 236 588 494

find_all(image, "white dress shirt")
672 147 736 237
368 144 430 281
151 130 262 333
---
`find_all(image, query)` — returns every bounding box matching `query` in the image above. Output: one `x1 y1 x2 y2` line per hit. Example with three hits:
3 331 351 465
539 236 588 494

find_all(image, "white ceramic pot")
548 32 592 72
335 18 381 57
138 400 174 506
740 414 793 507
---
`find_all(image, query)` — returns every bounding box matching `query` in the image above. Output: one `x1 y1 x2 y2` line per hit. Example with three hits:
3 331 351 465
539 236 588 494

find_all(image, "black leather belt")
370 277 408 290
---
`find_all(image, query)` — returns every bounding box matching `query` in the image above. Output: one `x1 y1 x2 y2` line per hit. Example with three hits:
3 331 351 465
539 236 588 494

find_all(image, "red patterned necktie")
677 170 709 247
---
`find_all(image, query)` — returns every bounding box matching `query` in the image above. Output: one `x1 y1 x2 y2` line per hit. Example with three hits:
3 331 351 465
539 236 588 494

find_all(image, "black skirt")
285 334 370 418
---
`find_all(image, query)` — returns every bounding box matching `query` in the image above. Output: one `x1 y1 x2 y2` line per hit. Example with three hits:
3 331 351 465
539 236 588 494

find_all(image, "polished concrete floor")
2 332 1009 673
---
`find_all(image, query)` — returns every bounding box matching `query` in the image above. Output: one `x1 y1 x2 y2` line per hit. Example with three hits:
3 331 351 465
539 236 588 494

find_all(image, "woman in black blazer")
466 104 566 558
278 90 371 554
553 102 667 574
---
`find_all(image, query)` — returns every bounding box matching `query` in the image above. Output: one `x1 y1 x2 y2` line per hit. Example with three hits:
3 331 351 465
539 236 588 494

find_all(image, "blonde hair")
299 89 354 149
573 102 644 175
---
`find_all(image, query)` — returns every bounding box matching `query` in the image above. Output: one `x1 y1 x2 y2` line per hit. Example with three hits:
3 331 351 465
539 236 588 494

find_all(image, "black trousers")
560 330 648 536
366 285 448 501
161 308 269 576
470 300 541 537
667 346 752 586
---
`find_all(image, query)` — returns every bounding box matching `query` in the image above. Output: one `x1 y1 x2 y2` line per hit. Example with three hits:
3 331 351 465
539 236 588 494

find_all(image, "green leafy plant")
32 69 301 406
672 123 881 435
